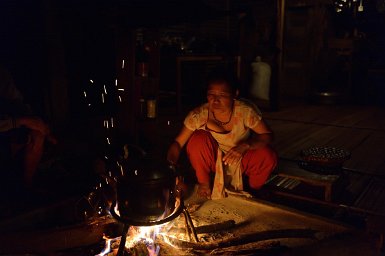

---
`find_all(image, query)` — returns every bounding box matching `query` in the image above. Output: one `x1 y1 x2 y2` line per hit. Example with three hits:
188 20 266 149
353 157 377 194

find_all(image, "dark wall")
0 0 48 116
0 0 280 122
0 0 118 121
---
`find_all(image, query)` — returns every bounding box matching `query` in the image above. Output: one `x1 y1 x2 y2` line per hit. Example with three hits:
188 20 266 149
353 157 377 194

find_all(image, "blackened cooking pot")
111 157 183 226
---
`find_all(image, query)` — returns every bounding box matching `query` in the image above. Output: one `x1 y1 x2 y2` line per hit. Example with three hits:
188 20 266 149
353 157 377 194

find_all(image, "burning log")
98 238 157 256
127 241 152 256
193 219 236 234
163 228 321 250
209 240 286 255
169 220 236 234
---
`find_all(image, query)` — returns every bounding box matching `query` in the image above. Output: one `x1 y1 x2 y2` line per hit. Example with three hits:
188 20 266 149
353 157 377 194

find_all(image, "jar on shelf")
139 98 146 119
146 98 157 119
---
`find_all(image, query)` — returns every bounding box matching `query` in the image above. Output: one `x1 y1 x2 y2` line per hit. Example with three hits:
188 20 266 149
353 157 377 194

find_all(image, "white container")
250 56 271 101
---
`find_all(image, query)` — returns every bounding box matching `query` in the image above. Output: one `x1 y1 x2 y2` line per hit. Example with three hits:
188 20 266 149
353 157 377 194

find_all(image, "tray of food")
299 146 350 171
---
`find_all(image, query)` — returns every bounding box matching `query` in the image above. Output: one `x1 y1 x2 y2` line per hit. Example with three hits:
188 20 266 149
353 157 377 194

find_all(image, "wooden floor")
263 104 385 176
262 103 385 218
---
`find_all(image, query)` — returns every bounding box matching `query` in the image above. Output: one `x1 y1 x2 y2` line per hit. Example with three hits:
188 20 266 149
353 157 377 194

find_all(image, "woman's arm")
245 120 274 149
223 120 274 166
167 125 194 164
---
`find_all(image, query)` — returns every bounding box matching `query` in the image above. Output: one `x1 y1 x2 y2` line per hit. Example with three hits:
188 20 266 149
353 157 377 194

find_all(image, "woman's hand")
167 141 181 166
223 143 250 166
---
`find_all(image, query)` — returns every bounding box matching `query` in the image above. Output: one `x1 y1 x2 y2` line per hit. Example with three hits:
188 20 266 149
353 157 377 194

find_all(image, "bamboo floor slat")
322 127 371 151
354 178 385 215
346 131 385 175
350 107 382 130
329 107 375 127
344 173 373 204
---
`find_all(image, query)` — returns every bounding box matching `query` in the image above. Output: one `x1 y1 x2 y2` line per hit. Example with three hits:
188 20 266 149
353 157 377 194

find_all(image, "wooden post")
43 0 70 128
276 0 285 110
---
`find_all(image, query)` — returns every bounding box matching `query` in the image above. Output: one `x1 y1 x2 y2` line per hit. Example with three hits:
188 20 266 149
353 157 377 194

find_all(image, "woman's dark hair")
206 67 239 94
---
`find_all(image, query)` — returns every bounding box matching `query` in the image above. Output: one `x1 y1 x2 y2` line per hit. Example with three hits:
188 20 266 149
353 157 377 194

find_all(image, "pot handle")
122 143 147 159
168 160 183 176
168 161 188 196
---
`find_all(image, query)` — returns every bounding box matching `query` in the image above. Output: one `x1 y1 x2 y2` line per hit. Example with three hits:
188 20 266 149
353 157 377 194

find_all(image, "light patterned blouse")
184 99 262 152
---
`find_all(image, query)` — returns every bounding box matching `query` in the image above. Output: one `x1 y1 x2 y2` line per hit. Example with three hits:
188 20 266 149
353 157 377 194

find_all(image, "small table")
268 160 342 202
279 168 341 202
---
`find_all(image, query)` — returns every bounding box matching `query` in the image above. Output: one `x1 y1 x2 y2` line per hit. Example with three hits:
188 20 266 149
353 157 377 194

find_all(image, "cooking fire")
92 151 203 256
0 144 372 255
94 187 357 256
87 147 353 256
97 225 164 256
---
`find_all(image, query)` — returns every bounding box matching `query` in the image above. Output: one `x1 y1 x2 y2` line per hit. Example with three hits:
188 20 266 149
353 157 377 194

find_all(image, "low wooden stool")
267 160 343 202
278 167 341 202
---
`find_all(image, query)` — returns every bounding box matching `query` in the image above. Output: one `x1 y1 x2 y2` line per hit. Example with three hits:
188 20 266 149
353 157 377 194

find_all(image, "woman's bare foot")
197 183 211 199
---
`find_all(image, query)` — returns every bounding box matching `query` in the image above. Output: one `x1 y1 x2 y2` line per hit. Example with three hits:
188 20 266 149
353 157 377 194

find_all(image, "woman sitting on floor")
167 70 278 199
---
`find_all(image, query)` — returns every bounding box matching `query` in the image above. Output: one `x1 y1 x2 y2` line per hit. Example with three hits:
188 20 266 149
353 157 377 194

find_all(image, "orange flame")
96 223 174 256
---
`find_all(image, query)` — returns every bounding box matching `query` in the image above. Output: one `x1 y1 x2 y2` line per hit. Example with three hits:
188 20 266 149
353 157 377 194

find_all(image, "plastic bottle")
250 56 271 101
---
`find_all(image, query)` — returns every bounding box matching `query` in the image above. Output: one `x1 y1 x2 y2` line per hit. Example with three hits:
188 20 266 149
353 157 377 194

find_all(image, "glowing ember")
126 226 161 255
96 236 119 256
97 202 188 255
97 225 167 256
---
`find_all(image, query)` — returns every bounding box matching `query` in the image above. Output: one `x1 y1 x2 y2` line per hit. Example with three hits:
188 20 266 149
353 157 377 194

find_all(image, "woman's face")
206 82 234 112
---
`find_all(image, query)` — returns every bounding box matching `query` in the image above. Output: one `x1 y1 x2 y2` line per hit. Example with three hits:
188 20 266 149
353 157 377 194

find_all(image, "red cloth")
186 130 277 190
